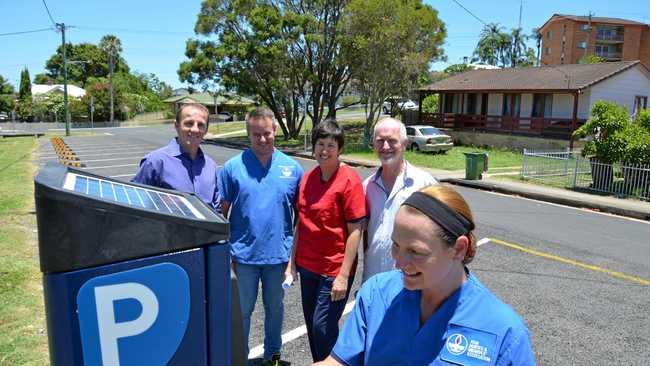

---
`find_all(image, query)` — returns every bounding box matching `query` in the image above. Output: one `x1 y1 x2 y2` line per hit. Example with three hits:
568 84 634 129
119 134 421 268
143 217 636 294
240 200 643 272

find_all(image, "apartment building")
539 14 650 68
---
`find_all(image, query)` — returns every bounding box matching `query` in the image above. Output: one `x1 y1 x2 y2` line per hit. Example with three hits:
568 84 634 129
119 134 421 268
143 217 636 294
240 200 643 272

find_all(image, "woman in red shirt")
285 119 366 362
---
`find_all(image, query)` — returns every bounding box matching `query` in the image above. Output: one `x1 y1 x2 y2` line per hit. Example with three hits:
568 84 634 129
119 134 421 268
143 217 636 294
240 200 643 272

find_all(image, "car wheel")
411 143 419 152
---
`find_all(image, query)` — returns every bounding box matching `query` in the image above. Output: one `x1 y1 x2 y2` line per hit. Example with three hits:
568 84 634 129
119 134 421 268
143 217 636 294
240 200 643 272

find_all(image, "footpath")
204 136 650 221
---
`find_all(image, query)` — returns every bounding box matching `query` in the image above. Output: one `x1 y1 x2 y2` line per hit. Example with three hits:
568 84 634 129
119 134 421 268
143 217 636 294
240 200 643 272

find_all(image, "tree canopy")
39 42 129 87
473 24 536 68
0 75 15 113
342 0 446 141
179 0 352 139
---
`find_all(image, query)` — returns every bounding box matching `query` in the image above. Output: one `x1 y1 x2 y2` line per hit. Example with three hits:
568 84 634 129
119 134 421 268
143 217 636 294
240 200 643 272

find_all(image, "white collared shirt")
362 161 437 282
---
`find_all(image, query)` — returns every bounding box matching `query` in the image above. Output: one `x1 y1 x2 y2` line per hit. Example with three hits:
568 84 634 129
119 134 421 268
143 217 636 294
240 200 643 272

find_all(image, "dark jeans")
298 266 355 362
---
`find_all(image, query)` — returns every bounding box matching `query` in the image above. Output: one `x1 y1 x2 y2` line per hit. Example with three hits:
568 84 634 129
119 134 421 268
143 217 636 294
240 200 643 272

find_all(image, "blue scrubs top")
332 271 536 365
219 149 303 264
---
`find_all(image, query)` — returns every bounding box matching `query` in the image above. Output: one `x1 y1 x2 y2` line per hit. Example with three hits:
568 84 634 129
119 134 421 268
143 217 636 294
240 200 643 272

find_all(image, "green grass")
0 137 49 365
208 121 247 136
345 144 522 171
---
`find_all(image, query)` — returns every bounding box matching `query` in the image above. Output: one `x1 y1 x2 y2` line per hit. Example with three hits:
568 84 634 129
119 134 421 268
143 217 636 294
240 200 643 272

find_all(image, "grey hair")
246 107 279 129
373 117 407 142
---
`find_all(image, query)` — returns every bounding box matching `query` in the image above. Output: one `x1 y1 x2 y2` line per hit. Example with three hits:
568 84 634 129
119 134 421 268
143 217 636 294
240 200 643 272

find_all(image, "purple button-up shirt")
132 138 221 212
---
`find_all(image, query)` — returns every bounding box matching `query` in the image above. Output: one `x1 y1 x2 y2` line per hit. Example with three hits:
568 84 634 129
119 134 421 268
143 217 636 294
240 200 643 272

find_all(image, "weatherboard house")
417 61 650 141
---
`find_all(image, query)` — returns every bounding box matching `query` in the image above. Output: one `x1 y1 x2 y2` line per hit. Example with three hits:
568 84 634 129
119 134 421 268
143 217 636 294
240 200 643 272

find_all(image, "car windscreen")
419 127 441 136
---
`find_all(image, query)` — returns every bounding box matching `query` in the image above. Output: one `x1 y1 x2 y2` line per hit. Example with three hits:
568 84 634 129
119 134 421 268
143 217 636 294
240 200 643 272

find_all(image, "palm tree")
473 23 505 66
99 35 122 123
510 28 526 67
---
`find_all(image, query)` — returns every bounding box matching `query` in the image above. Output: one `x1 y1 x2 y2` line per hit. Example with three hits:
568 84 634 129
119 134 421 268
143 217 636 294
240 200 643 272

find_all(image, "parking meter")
34 163 234 365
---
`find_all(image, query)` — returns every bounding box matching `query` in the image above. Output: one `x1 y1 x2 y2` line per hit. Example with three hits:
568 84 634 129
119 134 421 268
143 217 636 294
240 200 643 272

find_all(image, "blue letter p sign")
77 263 190 365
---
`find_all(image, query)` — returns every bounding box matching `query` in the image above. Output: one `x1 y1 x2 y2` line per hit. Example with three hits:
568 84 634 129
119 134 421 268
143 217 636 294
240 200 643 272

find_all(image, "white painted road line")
109 173 136 178
80 163 139 170
248 300 357 359
41 150 151 160
77 157 139 163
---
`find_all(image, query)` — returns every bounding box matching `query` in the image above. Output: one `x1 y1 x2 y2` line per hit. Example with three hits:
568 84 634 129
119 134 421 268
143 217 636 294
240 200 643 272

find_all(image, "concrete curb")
442 178 650 221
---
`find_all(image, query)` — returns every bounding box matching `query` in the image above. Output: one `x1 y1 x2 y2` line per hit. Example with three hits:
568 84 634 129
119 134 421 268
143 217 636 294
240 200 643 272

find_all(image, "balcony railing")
596 33 624 42
595 51 622 59
418 112 586 140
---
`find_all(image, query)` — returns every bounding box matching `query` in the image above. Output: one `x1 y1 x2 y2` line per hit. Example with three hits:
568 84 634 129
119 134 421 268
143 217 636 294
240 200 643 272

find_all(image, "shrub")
573 101 630 163
421 94 439 113
635 109 650 132
621 123 650 165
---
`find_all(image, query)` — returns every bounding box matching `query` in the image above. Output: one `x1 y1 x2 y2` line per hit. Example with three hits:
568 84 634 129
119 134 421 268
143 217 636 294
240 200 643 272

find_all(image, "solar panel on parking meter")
34 163 237 365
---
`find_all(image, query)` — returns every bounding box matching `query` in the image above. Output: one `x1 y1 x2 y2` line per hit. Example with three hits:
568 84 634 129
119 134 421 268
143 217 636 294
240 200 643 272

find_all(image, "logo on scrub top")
279 165 295 178
446 333 469 355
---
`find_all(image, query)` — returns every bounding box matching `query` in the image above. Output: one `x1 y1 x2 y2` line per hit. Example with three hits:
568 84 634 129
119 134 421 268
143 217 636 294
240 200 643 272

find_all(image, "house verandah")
416 89 587 140
414 61 650 143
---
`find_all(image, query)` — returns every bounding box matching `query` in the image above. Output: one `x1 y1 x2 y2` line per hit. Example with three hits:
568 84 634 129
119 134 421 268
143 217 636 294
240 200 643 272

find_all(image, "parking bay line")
80 163 140 170
489 238 650 286
248 299 357 359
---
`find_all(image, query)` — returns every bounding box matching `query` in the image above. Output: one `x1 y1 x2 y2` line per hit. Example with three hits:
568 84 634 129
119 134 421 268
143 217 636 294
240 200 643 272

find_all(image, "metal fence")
521 148 650 201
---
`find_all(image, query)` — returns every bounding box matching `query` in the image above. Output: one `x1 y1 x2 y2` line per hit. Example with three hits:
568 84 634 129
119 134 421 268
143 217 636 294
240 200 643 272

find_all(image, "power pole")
57 23 70 136
584 11 594 60
518 0 523 29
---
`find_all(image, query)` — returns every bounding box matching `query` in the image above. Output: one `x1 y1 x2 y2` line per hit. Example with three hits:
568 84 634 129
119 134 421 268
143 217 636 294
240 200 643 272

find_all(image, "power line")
41 0 57 26
0 27 54 37
450 0 487 26
75 25 191 36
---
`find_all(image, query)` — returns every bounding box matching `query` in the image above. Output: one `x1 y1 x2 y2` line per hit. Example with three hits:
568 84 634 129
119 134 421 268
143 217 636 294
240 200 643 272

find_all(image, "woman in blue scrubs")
314 185 536 365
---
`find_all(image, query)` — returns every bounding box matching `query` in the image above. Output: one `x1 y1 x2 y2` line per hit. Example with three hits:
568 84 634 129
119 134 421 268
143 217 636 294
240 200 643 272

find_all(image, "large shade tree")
342 0 446 144
99 35 123 122
179 0 351 139
36 42 129 87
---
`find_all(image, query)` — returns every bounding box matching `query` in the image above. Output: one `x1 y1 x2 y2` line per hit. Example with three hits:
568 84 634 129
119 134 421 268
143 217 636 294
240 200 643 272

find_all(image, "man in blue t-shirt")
219 107 303 364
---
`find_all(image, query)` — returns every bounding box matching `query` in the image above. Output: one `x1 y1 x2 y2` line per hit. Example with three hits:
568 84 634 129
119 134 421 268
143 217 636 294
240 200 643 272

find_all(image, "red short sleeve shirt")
296 164 367 276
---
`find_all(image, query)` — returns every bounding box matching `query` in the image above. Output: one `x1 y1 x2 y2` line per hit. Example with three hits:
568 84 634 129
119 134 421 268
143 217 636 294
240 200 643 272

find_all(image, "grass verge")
0 136 48 365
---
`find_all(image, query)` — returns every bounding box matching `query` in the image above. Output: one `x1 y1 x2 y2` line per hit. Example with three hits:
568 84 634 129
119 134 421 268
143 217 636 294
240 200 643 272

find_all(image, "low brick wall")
443 129 584 152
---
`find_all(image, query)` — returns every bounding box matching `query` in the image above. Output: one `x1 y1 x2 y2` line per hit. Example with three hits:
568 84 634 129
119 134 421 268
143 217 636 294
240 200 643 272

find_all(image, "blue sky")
1 0 648 90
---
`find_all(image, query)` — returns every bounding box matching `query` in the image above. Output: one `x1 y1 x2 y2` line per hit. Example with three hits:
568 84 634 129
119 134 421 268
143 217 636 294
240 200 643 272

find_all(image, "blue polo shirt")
132 138 221 212
219 149 303 265
332 271 536 366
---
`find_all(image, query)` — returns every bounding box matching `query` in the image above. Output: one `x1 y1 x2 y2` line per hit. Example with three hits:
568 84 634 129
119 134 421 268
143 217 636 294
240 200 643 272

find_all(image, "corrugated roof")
420 61 645 92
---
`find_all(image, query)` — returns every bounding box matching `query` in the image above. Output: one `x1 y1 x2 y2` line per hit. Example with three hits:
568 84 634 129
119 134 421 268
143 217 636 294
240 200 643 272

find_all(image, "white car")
405 125 453 153
382 98 418 114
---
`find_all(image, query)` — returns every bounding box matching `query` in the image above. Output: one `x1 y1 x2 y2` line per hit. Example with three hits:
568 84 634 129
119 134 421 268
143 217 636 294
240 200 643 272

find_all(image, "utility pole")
584 11 594 60
57 23 70 136
518 0 523 29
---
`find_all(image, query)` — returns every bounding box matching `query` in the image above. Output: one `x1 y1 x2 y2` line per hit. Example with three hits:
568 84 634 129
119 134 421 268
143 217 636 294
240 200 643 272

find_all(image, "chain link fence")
521 148 650 201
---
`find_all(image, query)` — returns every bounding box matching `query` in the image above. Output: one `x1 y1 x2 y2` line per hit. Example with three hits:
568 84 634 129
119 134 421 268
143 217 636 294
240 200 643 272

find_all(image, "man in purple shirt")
132 103 220 212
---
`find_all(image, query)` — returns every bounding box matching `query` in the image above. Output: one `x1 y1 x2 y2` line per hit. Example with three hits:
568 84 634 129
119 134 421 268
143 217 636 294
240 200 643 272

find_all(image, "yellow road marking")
490 238 650 286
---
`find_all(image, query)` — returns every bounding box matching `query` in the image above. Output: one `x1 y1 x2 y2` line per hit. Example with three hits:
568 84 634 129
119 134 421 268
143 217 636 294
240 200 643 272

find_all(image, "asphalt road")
37 125 650 366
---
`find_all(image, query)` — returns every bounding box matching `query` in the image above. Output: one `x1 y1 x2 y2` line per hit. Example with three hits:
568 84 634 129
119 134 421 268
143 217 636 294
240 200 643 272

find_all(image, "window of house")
545 47 551 55
547 30 552 39
532 94 554 118
578 41 587 49
634 95 648 115
466 93 477 115
502 94 521 117
443 93 455 113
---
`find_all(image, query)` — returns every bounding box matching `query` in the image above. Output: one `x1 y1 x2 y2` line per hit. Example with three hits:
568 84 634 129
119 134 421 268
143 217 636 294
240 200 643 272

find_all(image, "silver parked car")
405 125 453 153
